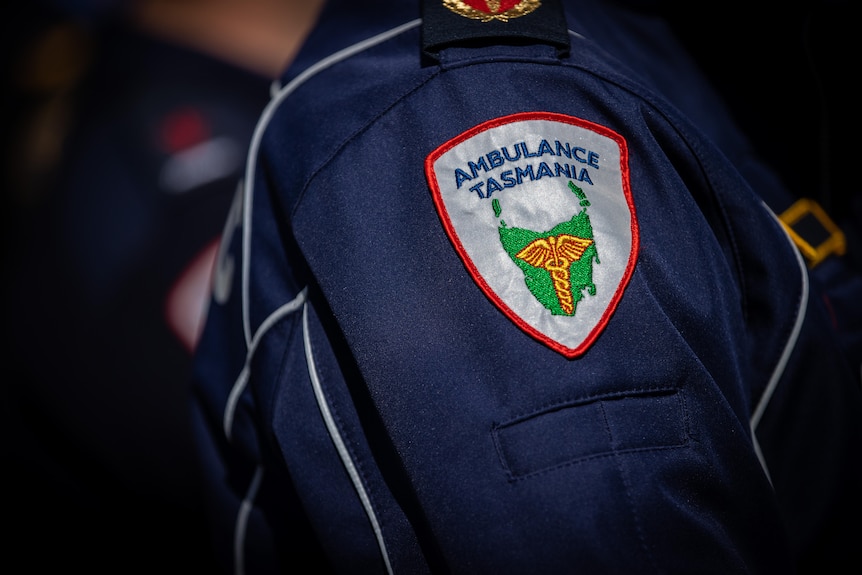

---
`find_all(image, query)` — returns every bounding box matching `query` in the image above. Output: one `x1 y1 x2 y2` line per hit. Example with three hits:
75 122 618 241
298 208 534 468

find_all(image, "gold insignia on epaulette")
443 0 541 22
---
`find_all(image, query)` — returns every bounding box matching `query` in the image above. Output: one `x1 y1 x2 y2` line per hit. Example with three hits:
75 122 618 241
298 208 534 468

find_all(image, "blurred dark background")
666 1 857 235
1 1 273 572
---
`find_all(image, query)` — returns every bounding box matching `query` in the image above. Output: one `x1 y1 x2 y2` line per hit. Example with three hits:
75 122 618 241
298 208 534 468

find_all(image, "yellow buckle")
778 198 846 268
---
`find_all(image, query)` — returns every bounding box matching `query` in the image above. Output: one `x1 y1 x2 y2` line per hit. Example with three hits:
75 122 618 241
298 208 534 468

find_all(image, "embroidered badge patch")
443 0 541 21
425 112 638 358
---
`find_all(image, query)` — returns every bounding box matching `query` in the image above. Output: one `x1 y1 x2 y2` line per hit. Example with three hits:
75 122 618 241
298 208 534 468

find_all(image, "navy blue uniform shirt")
191 1 862 572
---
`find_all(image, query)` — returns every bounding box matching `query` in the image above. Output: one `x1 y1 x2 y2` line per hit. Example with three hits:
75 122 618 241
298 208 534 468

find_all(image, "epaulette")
421 0 570 59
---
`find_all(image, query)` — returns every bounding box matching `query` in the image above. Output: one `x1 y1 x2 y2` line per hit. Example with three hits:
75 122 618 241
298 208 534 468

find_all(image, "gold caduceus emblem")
443 0 541 22
515 234 593 314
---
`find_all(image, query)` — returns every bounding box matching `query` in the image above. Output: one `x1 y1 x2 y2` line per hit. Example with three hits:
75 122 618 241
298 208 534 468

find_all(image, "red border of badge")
425 111 639 358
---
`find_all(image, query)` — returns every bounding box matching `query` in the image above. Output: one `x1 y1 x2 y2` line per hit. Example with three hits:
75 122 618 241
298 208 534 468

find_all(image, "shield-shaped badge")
425 112 638 358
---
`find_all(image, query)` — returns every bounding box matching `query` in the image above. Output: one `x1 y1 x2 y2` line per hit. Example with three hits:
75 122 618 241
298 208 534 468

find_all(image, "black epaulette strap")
421 0 570 59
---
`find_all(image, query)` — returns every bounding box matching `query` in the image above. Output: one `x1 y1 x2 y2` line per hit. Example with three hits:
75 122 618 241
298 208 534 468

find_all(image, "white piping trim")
224 288 308 441
224 366 251 442
750 202 810 482
241 18 422 348
302 302 394 574
234 465 264 575
269 78 282 99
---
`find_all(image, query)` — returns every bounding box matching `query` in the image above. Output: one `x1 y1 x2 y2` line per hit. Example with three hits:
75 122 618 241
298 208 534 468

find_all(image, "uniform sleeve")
190 9 862 574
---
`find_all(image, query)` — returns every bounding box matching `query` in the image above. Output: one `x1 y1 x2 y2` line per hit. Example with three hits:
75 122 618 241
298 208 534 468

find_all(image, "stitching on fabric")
497 385 678 425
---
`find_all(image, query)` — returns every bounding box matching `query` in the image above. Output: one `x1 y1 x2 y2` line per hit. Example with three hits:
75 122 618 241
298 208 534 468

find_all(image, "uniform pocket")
492 387 688 480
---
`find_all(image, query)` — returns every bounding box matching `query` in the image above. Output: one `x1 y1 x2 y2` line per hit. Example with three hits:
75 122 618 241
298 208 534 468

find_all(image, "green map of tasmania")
495 181 599 316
